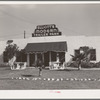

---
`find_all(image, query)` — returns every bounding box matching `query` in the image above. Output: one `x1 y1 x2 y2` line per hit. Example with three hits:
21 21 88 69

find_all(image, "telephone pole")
24 30 26 39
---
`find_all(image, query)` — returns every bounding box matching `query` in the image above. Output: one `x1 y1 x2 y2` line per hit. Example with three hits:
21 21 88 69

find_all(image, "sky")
0 3 100 40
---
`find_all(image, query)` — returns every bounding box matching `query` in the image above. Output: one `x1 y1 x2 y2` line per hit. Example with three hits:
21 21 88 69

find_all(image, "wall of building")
0 41 7 64
65 36 85 62
85 36 100 62
0 35 100 64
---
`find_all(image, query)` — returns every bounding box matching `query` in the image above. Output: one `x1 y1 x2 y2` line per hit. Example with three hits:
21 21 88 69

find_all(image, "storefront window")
3 51 8 62
90 49 96 61
74 49 80 57
51 51 56 62
74 48 96 61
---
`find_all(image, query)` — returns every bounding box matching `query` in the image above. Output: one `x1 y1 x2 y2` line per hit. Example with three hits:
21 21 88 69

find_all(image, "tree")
4 42 19 70
70 46 92 70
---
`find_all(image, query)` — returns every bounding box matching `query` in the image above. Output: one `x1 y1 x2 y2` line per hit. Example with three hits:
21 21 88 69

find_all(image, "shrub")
67 61 97 68
0 63 9 67
95 62 100 68
81 61 95 68
70 61 79 68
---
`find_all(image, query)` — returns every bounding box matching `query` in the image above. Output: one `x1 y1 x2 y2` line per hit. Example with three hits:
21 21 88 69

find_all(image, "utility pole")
24 30 26 39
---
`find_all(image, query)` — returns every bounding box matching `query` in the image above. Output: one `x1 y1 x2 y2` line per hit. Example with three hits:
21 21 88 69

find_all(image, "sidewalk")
66 67 100 70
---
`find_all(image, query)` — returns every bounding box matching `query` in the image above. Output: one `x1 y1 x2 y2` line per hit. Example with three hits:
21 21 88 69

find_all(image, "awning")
25 41 67 53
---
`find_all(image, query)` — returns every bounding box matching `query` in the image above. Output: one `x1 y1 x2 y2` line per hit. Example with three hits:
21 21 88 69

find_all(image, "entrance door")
59 52 65 64
37 53 42 61
51 51 56 62
44 52 49 66
30 54 35 67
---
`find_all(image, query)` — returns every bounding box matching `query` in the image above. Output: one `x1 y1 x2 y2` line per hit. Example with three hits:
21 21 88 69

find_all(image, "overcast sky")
0 4 100 40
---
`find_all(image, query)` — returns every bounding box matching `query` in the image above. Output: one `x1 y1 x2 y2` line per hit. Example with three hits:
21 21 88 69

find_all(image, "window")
74 49 80 57
72 49 80 61
3 51 8 62
90 49 96 61
74 48 96 61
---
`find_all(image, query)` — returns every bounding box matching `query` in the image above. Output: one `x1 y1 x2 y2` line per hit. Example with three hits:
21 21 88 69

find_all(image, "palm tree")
70 46 92 70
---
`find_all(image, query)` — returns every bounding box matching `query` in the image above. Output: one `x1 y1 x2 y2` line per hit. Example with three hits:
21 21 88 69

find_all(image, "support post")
56 52 59 62
27 53 30 67
49 51 51 66
35 53 37 66
42 53 44 64
65 51 67 62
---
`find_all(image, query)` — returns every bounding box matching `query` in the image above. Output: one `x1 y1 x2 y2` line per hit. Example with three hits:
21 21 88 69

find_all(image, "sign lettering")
32 24 62 37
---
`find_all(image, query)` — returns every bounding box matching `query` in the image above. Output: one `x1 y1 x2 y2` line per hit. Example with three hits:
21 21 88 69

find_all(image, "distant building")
0 24 99 67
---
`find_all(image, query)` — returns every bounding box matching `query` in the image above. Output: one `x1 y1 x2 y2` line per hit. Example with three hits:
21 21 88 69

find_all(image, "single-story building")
0 24 100 67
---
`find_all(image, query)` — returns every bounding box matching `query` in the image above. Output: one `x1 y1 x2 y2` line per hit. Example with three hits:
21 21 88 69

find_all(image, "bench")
13 62 27 70
49 62 65 70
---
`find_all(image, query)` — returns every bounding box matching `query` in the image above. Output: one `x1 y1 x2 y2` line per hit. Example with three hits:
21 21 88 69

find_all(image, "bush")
0 63 9 67
81 61 100 68
95 62 100 68
70 62 78 68
81 61 95 68
67 61 98 68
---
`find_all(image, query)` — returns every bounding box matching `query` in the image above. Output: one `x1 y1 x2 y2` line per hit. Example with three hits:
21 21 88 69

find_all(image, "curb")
11 77 99 82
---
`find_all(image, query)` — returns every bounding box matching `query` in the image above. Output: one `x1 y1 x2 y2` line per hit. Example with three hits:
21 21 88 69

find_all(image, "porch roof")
24 41 67 53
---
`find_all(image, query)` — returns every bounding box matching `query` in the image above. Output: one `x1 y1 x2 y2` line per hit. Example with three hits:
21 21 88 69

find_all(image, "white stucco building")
0 24 100 67
0 35 100 67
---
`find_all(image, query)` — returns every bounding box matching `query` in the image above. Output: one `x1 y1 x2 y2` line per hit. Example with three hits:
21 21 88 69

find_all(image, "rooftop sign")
32 24 62 37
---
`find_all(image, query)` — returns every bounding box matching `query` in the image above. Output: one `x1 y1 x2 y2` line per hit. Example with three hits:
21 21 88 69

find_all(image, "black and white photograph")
0 1 100 98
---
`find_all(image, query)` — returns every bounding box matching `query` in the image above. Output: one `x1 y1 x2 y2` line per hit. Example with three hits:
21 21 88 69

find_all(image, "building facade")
0 24 100 67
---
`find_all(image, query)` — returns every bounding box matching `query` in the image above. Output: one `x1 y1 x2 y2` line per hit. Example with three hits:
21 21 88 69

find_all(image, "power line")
0 9 34 40
0 8 34 25
0 33 23 37
0 34 25 40
0 32 31 39
0 8 83 40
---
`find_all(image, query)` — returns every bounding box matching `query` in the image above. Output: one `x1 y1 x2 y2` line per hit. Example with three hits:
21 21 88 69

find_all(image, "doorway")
44 52 49 66
30 54 35 67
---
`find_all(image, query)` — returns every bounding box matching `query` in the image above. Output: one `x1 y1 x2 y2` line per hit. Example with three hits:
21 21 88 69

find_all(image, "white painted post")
56 52 59 62
65 51 67 62
35 53 37 64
